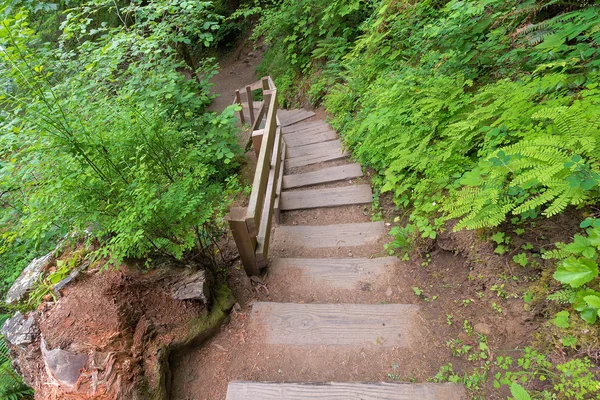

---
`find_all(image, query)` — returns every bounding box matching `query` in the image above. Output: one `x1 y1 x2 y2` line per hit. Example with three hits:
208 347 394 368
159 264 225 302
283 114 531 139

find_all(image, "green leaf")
512 253 528 267
584 295 600 310
551 311 570 328
510 382 531 400
564 235 592 255
561 334 577 348
580 308 598 324
494 245 506 255
553 257 598 288
491 232 505 244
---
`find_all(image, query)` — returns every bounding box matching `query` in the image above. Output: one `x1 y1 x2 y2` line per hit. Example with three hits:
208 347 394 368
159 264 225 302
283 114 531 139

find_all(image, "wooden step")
276 221 385 248
283 129 338 148
278 109 316 127
251 302 419 346
280 185 372 211
226 382 467 400
283 164 363 189
286 147 349 168
283 123 332 137
287 140 342 159
269 257 397 289
283 120 330 133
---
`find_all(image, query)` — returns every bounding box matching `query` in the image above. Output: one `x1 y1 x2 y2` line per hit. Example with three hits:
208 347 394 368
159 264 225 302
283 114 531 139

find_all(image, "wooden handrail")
227 76 284 276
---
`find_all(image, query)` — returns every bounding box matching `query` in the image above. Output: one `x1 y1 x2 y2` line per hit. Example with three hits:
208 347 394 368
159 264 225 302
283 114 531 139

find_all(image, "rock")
474 322 491 336
41 337 88 388
6 253 53 304
54 270 81 293
248 51 256 58
170 270 208 304
2 312 39 347
385 287 393 297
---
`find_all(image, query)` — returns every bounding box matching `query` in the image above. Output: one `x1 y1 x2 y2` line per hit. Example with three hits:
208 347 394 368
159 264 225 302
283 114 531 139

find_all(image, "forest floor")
165 45 585 400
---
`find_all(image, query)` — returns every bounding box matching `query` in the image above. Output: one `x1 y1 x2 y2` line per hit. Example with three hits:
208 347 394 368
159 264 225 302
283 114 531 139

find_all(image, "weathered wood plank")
286 147 349 168
226 207 258 276
276 221 385 248
246 91 278 236
274 141 287 223
280 185 372 211
283 164 363 189
277 109 302 123
226 382 467 400
235 90 245 124
286 139 343 159
245 85 255 125
279 110 316 127
283 129 338 148
256 127 283 268
283 120 330 133
269 257 397 289
251 302 419 346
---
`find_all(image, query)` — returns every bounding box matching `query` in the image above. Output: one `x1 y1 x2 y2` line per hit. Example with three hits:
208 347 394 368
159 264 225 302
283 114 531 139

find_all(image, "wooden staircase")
224 102 467 399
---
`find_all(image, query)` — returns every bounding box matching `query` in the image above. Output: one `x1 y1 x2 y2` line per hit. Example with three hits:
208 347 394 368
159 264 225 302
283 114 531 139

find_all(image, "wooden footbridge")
225 78 466 399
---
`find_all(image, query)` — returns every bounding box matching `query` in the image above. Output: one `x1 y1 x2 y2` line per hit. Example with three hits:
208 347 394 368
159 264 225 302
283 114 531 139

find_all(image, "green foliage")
435 347 600 398
545 222 600 324
510 383 531 400
0 336 33 399
0 0 243 298
252 0 600 242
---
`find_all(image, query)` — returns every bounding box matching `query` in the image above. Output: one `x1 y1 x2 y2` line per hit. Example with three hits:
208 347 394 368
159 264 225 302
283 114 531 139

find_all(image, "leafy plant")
0 336 33 399
0 0 243 281
545 222 600 324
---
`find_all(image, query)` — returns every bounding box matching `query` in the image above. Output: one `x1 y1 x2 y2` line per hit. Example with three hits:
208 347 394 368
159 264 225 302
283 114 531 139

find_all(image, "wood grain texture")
274 141 287 223
256 127 283 268
251 302 419 346
279 110 316 127
286 147 349 168
246 91 278 236
269 257 397 289
226 382 467 400
280 185 372 211
283 129 338 148
283 164 363 189
276 221 385 248
283 124 333 137
286 140 343 159
283 120 330 133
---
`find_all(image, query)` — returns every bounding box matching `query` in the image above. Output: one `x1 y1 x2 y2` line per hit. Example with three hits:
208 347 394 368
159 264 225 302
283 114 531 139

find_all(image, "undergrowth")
246 0 600 396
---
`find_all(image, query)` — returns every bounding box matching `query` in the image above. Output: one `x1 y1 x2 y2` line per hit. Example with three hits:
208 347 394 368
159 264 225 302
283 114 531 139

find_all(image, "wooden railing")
228 77 286 276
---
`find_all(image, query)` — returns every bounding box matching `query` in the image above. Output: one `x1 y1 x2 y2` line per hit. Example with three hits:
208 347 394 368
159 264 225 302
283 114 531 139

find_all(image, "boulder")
2 311 39 347
6 253 53 304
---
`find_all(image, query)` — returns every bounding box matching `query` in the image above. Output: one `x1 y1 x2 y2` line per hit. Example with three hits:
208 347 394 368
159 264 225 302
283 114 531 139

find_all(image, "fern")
448 104 600 230
547 288 578 304
0 338 33 400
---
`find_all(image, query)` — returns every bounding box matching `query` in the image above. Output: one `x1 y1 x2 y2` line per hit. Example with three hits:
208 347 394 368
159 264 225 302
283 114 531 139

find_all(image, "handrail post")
251 90 273 158
245 85 255 126
227 207 259 276
235 90 245 125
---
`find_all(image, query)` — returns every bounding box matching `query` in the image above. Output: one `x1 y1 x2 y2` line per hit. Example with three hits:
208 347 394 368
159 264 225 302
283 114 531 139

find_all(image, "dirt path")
207 41 263 114
170 50 535 400
170 107 473 399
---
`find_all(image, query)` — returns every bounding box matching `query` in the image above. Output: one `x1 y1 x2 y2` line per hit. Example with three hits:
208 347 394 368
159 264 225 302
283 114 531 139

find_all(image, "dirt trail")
169 47 535 400
207 41 263 114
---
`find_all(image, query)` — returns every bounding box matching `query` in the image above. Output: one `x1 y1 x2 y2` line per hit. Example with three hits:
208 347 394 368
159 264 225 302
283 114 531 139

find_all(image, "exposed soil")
10 256 216 400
